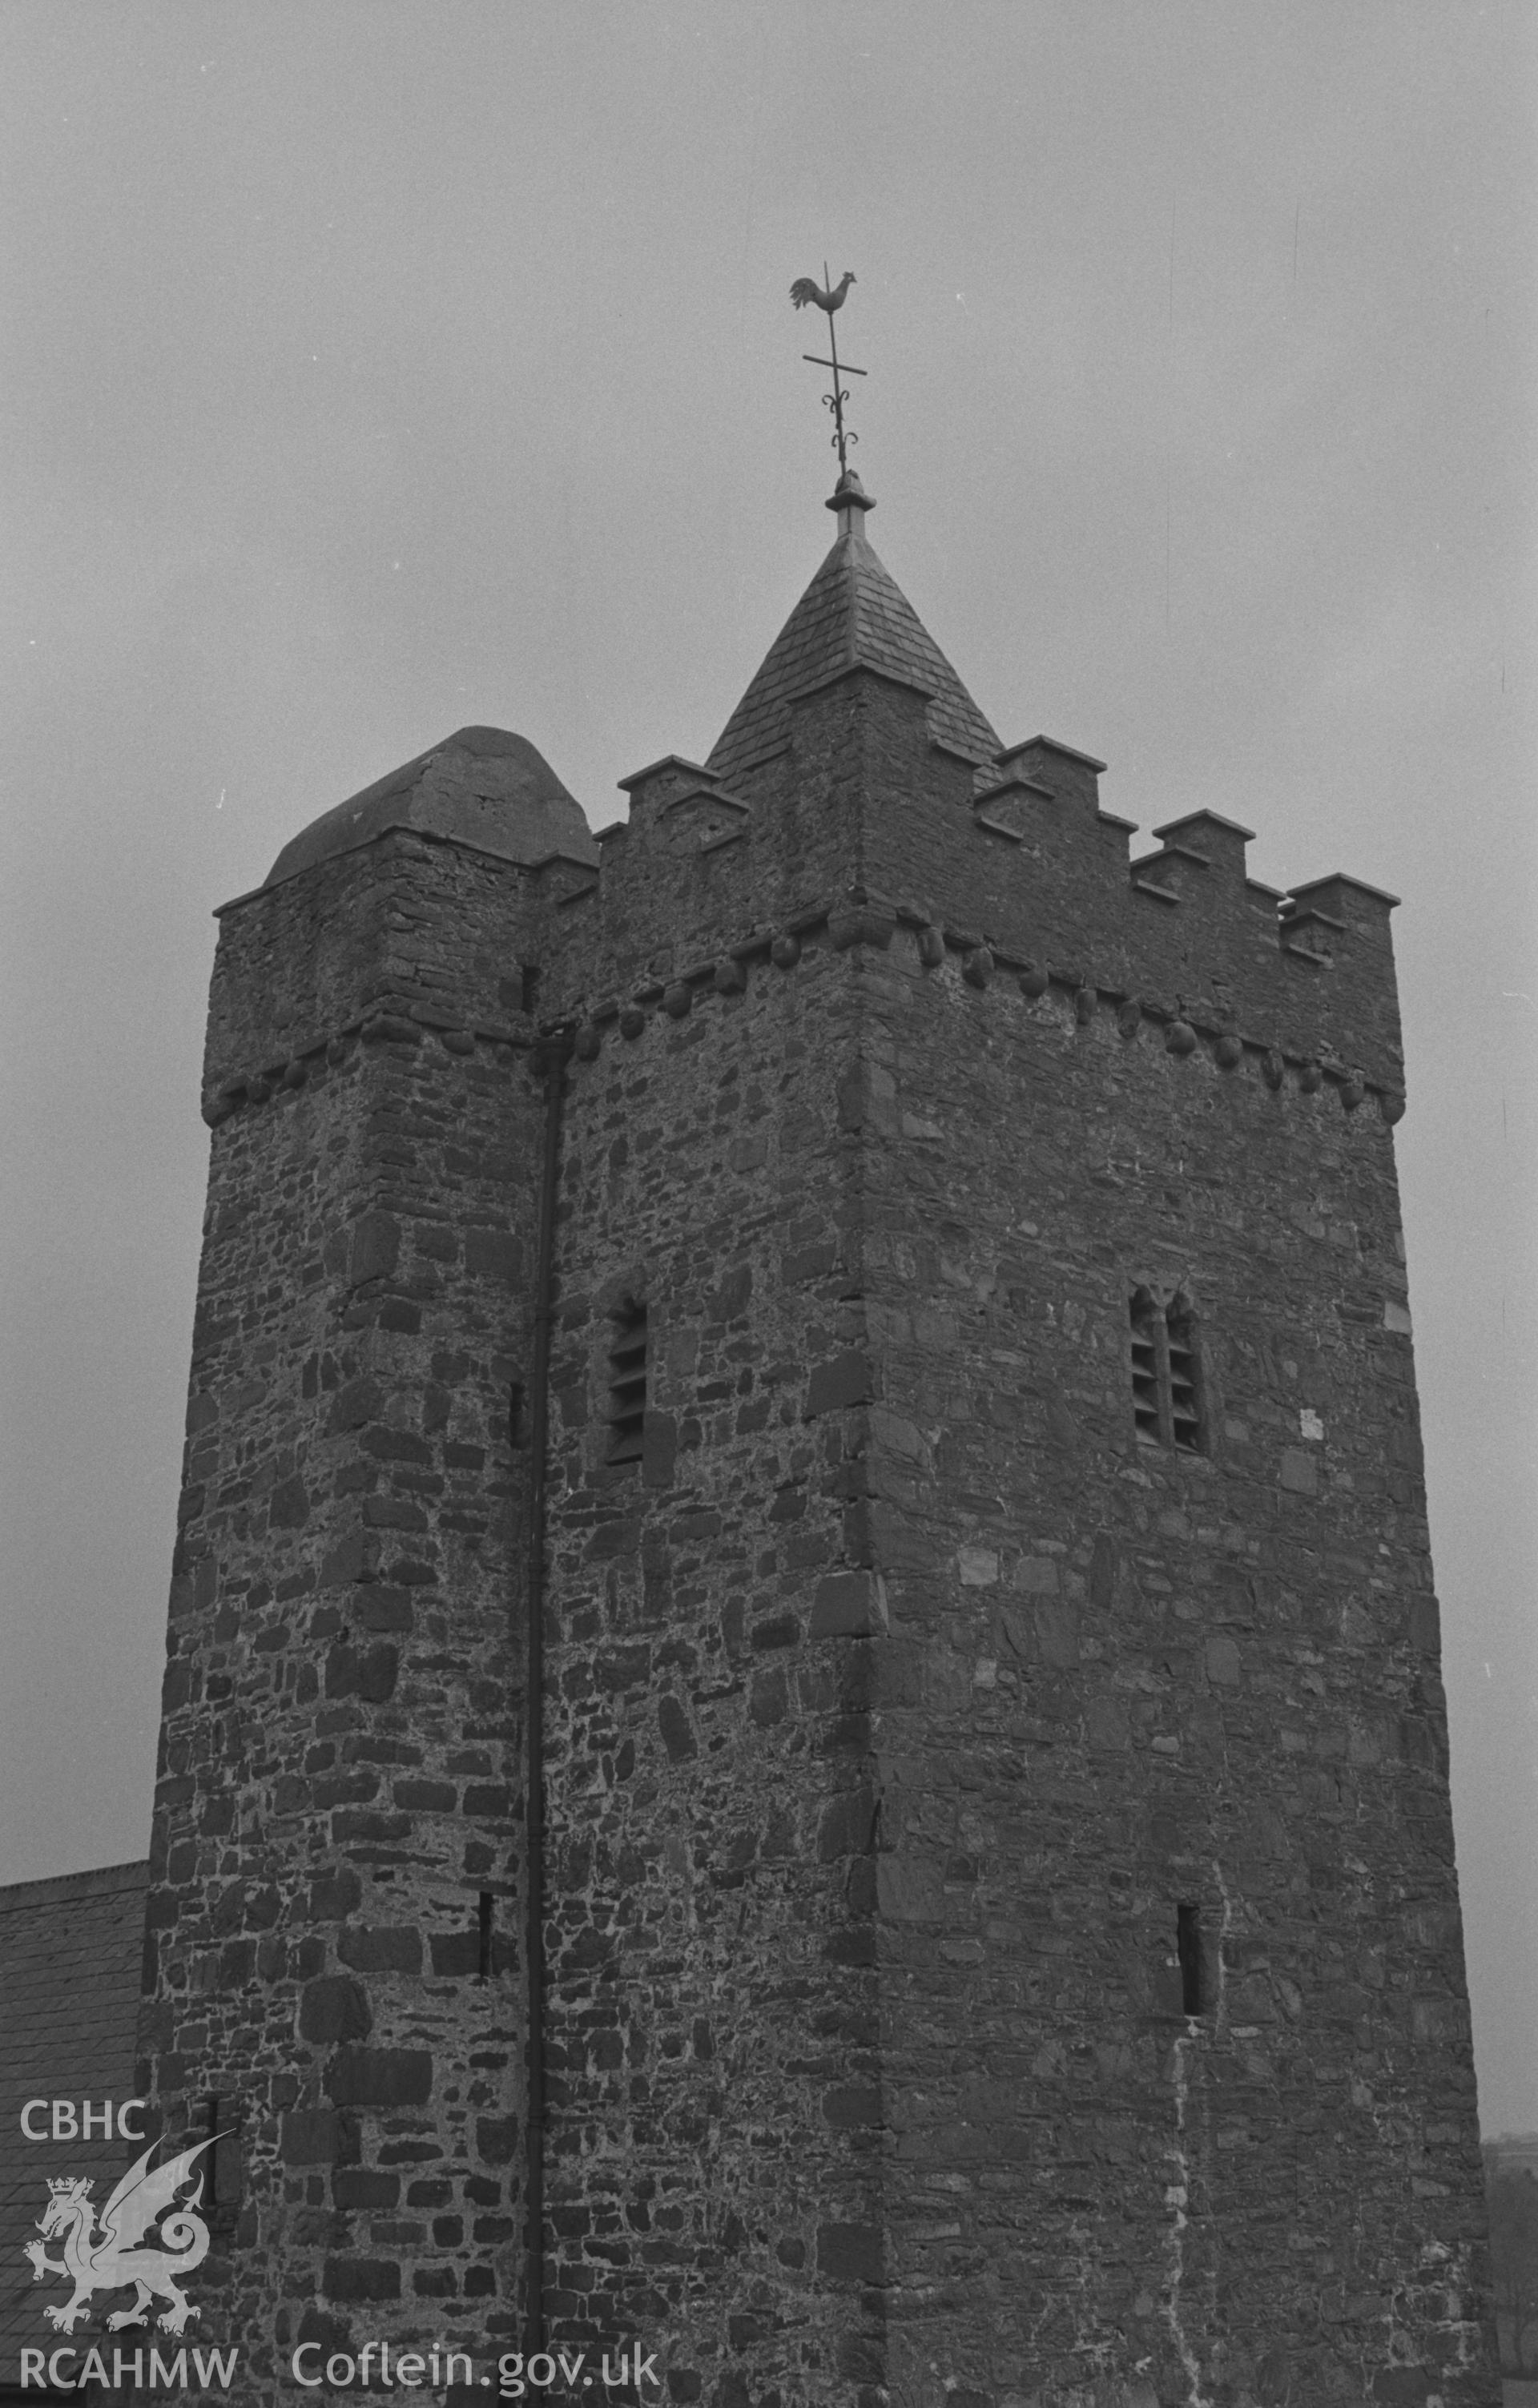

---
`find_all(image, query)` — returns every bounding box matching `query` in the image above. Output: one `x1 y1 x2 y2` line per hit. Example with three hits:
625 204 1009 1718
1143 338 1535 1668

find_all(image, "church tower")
139 467 1497 2406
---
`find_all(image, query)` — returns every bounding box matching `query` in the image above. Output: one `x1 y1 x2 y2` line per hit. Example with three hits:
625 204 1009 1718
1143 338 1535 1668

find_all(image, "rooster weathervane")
791 264 865 476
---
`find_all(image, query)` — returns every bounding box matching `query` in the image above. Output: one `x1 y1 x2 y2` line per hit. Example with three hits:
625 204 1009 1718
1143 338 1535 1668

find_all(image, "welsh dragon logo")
24 2135 215 2335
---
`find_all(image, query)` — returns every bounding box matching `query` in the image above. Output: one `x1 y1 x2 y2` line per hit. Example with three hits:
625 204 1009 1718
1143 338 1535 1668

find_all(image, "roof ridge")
0 1857 150 1912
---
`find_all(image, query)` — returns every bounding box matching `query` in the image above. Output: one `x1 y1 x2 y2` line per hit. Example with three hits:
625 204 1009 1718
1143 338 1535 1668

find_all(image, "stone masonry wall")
537 933 890 2401
533 904 1493 2407
140 836 545 2399
849 923 1492 2407
203 832 544 1100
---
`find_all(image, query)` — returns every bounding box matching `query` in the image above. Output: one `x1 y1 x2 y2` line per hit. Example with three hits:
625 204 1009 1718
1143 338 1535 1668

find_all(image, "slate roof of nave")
707 520 1001 784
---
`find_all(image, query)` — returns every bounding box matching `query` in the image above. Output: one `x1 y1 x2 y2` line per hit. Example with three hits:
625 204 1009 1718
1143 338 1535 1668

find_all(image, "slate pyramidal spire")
706 468 1001 785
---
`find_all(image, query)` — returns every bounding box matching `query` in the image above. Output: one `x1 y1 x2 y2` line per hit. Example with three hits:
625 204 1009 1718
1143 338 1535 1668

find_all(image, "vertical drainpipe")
524 1025 570 2356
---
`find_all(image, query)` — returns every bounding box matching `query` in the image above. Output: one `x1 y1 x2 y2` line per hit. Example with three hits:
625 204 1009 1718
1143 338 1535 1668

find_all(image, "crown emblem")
46 2176 88 2197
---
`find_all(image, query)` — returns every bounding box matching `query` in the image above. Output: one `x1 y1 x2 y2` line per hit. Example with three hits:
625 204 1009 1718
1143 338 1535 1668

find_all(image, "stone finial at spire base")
827 468 876 537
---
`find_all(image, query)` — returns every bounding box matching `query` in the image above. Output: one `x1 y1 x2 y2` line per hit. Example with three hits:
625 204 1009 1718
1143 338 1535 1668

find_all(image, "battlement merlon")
616 755 720 794
1284 871 1402 935
995 733 1108 811
1150 808 1258 877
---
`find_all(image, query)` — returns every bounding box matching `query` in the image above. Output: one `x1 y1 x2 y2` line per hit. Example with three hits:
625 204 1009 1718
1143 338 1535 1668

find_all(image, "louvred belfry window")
1128 1286 1205 1454
1129 1290 1162 1442
607 1299 648 1467
1166 1303 1201 1452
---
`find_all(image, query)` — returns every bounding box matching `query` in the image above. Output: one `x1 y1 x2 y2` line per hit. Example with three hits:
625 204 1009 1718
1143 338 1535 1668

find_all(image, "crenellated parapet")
954 723 1405 1092
200 658 1407 1138
533 673 1407 1106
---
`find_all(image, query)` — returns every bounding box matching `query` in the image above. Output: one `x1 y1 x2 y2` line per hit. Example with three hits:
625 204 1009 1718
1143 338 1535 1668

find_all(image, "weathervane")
791 264 864 475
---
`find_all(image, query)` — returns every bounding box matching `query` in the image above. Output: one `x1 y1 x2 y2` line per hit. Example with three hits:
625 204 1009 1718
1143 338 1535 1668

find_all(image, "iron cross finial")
790 260 867 477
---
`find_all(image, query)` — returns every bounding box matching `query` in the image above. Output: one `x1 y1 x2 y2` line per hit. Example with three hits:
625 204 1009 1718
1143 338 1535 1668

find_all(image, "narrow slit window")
1128 1287 1206 1455
477 1891 494 1980
203 2095 240 2218
520 964 541 1017
508 1380 525 1450
1177 1903 1203 2016
607 1299 647 1466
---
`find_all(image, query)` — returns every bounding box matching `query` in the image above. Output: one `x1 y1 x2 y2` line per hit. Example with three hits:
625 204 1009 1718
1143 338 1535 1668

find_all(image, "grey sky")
2 4 1533 2128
